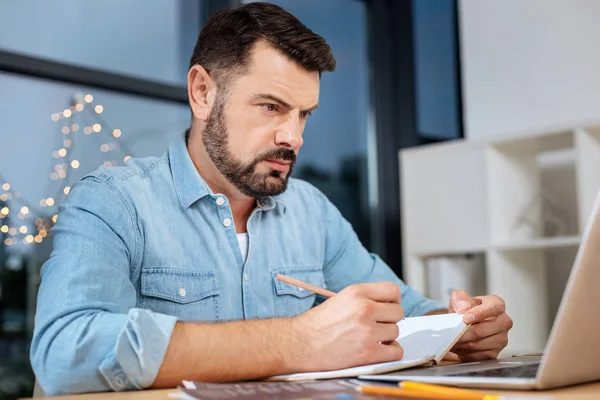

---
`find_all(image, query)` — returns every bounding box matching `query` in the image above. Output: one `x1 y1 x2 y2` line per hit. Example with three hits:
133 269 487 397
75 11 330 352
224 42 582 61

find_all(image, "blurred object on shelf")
426 254 486 304
511 189 572 241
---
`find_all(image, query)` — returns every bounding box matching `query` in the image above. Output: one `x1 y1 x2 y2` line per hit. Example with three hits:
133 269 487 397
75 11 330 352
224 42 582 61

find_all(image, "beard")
202 94 296 198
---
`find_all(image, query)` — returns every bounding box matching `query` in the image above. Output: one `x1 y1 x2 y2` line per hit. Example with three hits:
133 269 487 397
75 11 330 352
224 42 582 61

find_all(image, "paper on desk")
175 380 367 400
266 313 468 381
398 313 469 364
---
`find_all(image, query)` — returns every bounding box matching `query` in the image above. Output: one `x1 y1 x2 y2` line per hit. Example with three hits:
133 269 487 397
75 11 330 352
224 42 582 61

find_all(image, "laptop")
358 191 600 390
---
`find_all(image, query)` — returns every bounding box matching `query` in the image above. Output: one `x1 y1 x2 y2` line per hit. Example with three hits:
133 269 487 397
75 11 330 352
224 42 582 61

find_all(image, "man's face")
202 41 320 198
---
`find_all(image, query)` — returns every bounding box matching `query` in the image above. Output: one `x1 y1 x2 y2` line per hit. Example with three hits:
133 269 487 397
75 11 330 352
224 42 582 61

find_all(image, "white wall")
459 0 600 140
458 0 600 341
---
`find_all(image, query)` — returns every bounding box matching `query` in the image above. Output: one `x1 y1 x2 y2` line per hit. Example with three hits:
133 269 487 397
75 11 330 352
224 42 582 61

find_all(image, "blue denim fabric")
30 134 445 395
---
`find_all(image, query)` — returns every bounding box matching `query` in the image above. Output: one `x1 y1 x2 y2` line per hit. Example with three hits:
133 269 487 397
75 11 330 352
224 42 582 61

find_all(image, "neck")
187 125 255 233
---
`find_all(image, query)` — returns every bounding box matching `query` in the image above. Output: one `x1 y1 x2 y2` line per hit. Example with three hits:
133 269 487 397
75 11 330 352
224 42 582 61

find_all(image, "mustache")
256 148 296 163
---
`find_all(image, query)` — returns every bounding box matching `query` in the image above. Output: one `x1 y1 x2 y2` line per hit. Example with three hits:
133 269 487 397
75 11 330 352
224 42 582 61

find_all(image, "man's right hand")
288 282 405 372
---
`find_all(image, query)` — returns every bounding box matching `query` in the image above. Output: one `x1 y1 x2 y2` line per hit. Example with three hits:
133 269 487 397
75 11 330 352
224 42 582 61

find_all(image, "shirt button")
179 287 186 297
244 273 249 281
223 218 232 227
216 197 225 206
115 378 124 388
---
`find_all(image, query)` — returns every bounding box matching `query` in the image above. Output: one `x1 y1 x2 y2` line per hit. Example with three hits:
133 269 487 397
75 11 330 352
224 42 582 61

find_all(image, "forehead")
234 41 320 106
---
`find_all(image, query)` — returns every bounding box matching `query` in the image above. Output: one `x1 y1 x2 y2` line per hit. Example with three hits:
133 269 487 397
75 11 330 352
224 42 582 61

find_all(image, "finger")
449 290 481 314
463 295 506 324
371 301 404 323
374 322 400 343
454 349 501 362
443 351 461 362
456 318 505 343
458 314 513 343
344 282 402 304
375 341 405 363
452 332 509 352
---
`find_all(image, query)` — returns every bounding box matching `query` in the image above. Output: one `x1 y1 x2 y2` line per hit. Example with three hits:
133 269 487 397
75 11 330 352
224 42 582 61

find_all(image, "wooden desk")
21 381 600 399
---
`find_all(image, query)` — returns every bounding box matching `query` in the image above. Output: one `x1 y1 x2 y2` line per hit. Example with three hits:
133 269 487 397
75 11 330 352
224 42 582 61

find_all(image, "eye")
300 110 313 119
261 103 279 113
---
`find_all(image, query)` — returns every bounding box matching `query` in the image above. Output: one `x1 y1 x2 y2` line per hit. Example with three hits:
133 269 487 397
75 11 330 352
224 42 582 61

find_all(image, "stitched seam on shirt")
138 158 168 179
101 176 141 273
143 289 219 302
116 158 168 182
83 169 111 183
142 269 216 277
323 219 349 271
87 158 168 183
272 267 323 297
141 270 221 302
168 150 186 208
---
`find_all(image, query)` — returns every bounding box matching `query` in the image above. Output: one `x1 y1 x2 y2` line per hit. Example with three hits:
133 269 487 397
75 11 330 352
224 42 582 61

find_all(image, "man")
30 2 512 396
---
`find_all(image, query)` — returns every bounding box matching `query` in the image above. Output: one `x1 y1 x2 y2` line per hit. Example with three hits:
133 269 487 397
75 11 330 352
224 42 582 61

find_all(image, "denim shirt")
30 134 445 395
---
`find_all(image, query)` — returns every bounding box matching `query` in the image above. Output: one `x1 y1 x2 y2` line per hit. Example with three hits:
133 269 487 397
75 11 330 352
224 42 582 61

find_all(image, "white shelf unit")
400 123 600 355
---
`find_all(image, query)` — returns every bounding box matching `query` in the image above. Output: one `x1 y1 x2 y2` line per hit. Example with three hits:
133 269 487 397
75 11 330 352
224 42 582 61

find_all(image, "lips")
264 159 291 171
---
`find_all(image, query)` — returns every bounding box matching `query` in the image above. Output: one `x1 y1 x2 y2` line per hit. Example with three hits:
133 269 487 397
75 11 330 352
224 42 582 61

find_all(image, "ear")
188 64 216 121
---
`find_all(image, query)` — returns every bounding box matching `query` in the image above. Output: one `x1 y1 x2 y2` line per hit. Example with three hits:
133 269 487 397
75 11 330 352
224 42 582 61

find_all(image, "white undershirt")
236 233 249 262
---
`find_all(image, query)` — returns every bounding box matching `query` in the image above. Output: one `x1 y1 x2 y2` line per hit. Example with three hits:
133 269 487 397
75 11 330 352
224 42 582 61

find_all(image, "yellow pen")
400 381 499 400
357 385 478 399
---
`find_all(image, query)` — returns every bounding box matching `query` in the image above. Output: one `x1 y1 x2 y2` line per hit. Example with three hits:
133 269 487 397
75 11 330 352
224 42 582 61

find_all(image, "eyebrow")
252 93 318 113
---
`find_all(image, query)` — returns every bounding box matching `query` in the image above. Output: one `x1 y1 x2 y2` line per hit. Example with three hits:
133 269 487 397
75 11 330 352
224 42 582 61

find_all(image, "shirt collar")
169 132 212 209
169 132 286 212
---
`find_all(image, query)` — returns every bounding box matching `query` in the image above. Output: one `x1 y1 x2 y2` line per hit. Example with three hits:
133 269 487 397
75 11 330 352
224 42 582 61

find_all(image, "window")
413 0 462 140
1 3 199 395
0 73 190 206
0 72 192 399
0 0 201 85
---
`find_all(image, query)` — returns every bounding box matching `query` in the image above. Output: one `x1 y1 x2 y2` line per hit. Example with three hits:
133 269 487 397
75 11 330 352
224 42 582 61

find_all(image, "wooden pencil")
275 274 336 297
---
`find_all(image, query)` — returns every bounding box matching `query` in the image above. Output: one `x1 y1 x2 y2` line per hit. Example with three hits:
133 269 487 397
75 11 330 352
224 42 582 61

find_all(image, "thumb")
443 351 461 362
449 290 479 314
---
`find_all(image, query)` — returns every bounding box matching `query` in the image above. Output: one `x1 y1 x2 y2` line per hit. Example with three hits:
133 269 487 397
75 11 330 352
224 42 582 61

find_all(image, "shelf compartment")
492 235 580 251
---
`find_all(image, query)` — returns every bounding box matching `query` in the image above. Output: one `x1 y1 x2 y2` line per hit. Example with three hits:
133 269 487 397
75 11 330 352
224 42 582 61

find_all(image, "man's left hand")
447 290 513 361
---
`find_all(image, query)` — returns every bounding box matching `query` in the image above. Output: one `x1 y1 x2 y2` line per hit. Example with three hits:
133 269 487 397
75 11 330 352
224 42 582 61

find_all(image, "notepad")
266 313 468 381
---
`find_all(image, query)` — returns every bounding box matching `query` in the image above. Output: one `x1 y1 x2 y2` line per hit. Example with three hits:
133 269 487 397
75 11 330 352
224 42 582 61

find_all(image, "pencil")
357 385 498 400
400 381 499 400
275 274 336 297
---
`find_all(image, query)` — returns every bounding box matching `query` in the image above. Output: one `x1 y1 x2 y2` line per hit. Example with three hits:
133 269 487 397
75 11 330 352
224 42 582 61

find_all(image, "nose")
275 116 303 150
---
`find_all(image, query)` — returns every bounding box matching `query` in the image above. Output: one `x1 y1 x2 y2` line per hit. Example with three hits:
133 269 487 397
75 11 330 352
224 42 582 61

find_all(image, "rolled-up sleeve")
316 189 446 317
30 173 177 396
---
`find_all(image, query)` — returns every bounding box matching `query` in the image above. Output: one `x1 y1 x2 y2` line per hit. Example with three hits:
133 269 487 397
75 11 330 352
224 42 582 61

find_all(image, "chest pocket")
272 266 325 318
140 268 220 321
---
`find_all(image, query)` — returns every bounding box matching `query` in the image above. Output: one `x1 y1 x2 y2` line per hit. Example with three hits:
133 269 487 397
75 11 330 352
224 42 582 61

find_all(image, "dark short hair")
189 2 336 86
